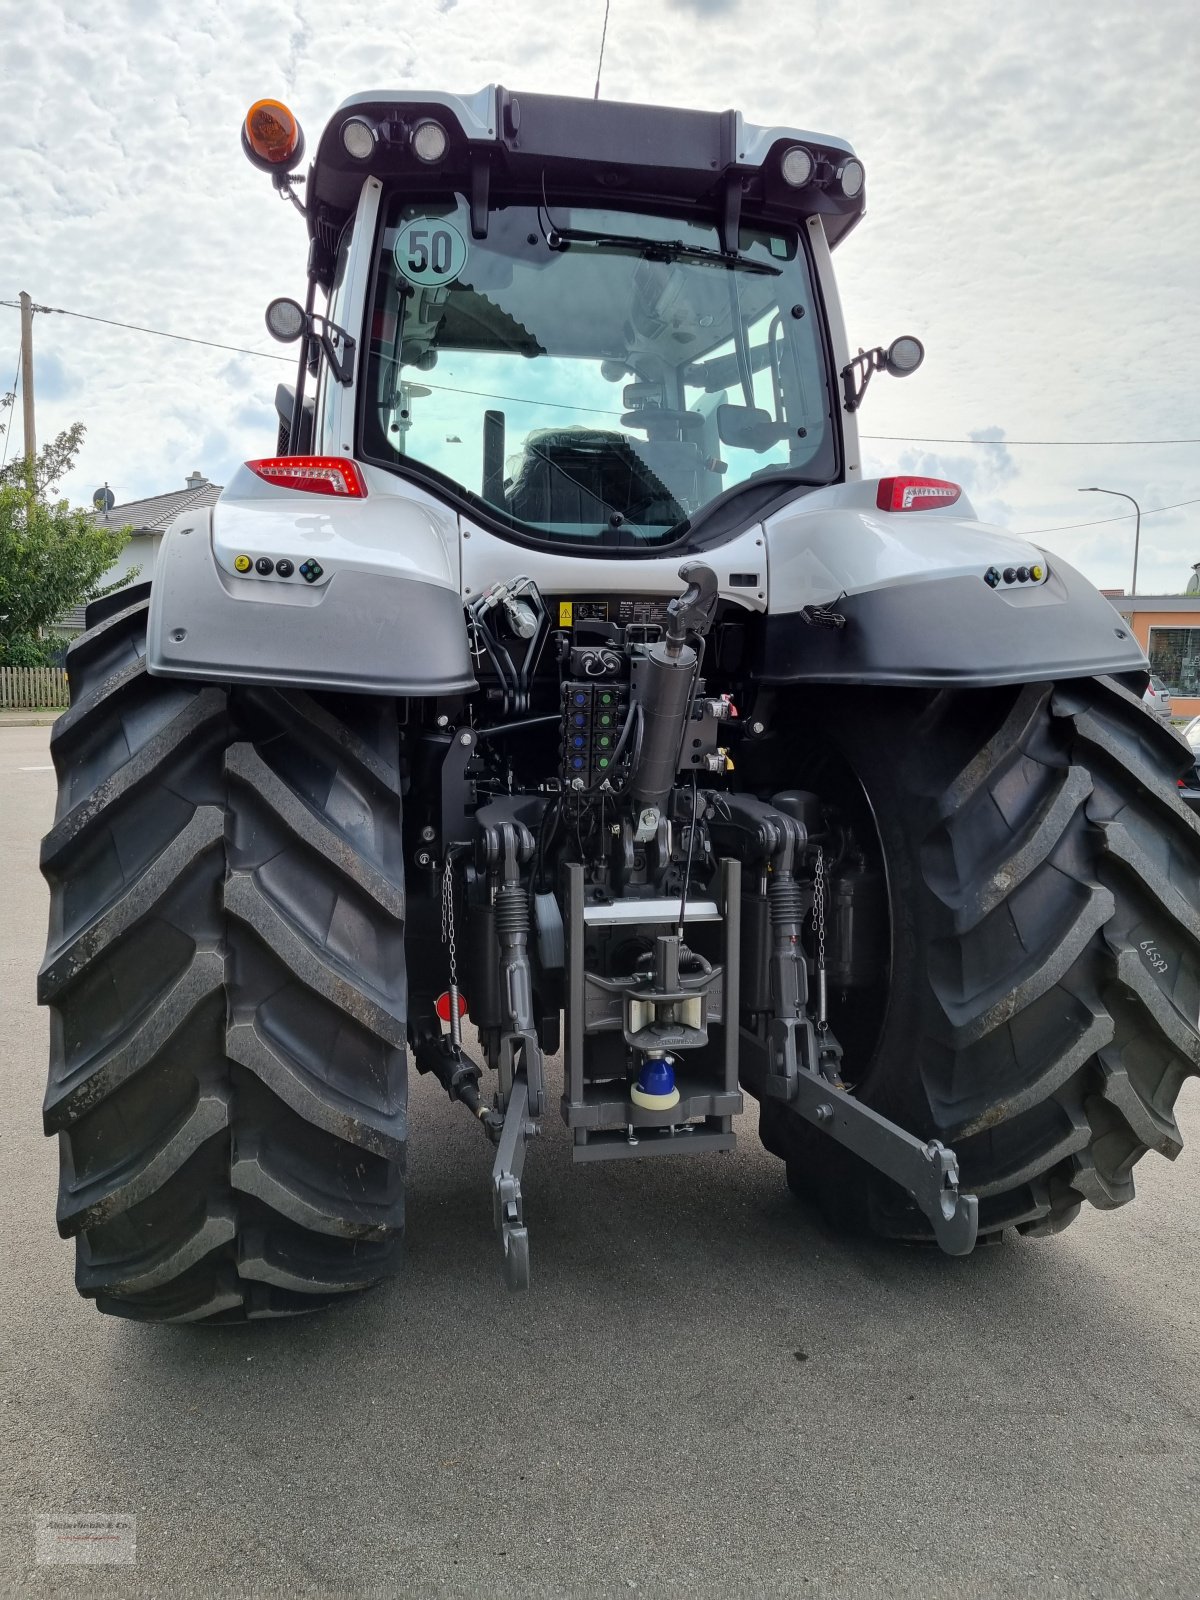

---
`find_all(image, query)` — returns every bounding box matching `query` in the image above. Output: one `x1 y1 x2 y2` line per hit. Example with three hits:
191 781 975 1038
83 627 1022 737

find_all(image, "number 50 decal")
394 218 468 287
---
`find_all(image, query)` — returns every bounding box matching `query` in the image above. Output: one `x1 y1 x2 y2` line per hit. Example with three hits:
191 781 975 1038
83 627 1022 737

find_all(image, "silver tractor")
37 88 1199 1320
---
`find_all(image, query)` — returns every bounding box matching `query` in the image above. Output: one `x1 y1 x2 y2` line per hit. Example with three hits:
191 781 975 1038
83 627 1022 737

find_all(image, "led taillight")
245 457 367 498
876 476 962 513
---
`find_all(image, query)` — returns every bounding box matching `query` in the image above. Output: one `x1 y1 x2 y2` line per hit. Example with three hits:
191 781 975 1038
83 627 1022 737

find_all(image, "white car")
1144 674 1173 722
1176 715 1200 814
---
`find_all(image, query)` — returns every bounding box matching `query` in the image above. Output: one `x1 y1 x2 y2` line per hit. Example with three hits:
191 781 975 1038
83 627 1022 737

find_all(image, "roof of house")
1108 595 1200 615
50 476 226 635
90 479 223 533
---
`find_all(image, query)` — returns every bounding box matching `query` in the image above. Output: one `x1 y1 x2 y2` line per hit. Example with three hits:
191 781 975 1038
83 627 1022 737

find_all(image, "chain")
441 853 463 1047
441 856 459 984
811 846 828 1033
811 847 827 966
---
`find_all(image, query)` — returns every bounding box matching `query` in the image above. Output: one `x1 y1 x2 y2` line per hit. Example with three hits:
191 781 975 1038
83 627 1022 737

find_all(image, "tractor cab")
245 88 875 551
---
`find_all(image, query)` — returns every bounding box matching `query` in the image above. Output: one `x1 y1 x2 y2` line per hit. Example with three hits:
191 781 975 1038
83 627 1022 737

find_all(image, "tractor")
38 87 1200 1320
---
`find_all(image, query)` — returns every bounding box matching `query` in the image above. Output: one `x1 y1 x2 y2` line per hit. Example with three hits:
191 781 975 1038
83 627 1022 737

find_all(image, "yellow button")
234 554 252 573
1031 563 1044 581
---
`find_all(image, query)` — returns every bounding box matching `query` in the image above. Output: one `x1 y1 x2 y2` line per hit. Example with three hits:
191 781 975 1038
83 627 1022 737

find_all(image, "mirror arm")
309 314 357 387
840 345 886 414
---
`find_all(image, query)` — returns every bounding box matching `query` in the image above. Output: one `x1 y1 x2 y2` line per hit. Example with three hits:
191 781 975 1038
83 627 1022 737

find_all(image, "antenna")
92 483 115 513
594 0 612 99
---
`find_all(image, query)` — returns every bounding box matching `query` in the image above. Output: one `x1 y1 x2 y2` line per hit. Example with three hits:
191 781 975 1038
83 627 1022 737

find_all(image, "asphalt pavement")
2 723 1199 1599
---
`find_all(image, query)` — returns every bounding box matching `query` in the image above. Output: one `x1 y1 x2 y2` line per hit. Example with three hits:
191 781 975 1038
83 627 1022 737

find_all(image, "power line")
1021 498 1200 536
862 433 1200 447
594 0 612 99
0 346 20 471
3 296 1198 449
0 300 292 364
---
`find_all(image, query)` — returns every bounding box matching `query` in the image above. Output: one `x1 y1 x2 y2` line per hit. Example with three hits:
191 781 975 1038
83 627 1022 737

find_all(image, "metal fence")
0 666 70 710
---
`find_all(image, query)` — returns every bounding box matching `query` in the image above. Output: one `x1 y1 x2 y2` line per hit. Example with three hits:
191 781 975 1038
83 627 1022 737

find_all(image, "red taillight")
876 476 962 513
246 457 367 498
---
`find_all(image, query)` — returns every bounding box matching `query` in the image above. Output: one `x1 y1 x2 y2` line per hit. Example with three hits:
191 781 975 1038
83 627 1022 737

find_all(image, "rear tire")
761 675 1200 1240
39 598 407 1321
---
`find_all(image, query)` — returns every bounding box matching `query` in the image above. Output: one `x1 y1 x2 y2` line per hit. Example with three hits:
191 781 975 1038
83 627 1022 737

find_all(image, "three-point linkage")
711 793 978 1256
417 801 545 1290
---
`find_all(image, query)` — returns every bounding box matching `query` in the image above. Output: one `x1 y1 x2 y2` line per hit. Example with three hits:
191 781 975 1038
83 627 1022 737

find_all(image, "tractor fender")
146 466 476 695
759 481 1146 687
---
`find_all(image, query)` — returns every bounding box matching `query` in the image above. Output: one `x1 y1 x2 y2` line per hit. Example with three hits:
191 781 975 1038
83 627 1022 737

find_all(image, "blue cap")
638 1057 676 1097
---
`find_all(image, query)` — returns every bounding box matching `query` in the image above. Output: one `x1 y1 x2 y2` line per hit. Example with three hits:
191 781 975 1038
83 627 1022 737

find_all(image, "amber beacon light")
242 99 306 172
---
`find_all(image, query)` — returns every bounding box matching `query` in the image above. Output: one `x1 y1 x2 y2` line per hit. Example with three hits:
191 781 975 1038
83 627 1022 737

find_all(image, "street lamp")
1079 486 1142 596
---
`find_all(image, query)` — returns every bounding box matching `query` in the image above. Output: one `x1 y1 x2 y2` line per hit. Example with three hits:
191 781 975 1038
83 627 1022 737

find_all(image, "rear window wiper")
544 223 781 277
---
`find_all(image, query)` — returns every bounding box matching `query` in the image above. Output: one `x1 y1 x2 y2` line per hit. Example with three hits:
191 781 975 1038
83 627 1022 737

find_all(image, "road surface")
2 724 1198 1598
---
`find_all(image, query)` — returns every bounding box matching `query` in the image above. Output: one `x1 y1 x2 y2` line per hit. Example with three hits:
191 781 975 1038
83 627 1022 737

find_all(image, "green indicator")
597 734 613 749
598 713 614 728
597 757 610 769
600 692 614 706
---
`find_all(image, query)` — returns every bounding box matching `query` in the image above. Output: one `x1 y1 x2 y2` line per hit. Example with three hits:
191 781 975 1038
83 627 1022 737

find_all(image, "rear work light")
876 476 962 513
246 457 367 497
341 115 378 160
411 119 449 163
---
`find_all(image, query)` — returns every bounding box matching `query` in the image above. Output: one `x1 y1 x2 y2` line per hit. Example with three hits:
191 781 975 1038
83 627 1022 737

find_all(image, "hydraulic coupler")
707 793 837 1095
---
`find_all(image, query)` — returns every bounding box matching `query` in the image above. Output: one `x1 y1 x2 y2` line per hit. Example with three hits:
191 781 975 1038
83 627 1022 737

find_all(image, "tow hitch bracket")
788 1066 979 1255
492 1076 534 1290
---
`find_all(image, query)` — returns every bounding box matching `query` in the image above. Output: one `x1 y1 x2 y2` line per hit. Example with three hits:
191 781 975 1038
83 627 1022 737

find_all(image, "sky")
1 0 1197 593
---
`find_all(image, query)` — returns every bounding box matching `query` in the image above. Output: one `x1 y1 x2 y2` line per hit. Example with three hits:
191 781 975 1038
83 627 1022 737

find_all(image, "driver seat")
506 427 690 529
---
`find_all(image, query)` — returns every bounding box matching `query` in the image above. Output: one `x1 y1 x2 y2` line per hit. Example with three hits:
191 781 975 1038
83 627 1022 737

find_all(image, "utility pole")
18 290 36 490
1079 486 1142 596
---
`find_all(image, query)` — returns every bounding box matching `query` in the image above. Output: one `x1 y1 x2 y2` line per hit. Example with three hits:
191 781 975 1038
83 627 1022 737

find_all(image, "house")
54 470 223 633
1109 595 1200 719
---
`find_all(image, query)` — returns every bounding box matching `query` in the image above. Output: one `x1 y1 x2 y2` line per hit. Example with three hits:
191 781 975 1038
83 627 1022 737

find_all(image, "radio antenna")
593 0 612 99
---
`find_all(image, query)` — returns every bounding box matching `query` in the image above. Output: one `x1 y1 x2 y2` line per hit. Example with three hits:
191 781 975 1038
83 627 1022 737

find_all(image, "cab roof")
302 86 863 284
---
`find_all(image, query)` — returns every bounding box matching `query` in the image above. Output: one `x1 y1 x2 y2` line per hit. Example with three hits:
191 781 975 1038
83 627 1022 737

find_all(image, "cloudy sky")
2 0 1197 592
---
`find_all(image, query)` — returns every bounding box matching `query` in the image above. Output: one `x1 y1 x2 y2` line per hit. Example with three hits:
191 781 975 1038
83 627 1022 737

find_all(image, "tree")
0 424 135 666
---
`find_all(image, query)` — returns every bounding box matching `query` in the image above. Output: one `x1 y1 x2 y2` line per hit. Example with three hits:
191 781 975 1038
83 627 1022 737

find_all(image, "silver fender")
760 480 1147 686
146 470 475 695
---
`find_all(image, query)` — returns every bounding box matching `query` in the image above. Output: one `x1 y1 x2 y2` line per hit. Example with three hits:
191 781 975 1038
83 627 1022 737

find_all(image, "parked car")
1144 674 1174 722
1176 715 1200 814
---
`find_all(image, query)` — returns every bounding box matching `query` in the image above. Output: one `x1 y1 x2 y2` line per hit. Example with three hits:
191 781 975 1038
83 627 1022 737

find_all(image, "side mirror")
264 298 357 388
884 335 924 378
265 297 307 343
841 335 925 413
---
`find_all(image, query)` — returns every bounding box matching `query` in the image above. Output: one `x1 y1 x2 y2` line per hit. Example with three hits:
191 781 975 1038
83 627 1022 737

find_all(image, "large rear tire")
39 597 407 1321
761 675 1200 1240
